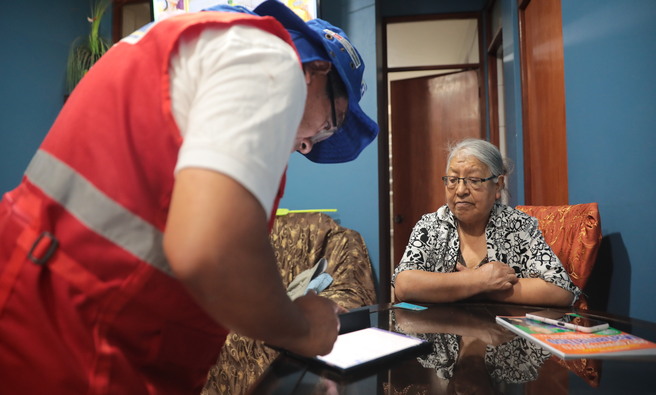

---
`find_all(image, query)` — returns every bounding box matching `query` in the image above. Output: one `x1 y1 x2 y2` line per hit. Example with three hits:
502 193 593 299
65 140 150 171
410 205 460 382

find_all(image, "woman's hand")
457 261 518 293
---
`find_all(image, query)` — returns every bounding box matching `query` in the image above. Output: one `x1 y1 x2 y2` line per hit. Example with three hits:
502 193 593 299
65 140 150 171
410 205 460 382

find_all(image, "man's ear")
302 60 332 84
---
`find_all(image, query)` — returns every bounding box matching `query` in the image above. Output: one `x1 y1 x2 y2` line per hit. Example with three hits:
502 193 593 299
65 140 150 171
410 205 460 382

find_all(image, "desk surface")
250 303 656 394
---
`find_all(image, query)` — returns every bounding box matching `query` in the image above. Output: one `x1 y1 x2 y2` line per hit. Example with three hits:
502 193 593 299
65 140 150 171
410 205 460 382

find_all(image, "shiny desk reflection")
250 303 656 394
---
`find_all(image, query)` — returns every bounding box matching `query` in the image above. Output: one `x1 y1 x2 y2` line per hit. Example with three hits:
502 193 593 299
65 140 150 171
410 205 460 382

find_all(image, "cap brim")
303 101 378 163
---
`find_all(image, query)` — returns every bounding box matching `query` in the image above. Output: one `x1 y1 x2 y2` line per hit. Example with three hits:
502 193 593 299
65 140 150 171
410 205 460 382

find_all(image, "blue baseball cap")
252 1 379 163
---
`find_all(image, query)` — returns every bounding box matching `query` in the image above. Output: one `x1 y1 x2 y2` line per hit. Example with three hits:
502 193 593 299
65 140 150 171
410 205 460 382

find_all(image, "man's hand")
281 292 340 357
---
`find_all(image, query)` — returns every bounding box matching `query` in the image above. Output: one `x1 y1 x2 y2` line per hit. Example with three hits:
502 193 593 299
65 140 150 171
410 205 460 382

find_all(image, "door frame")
112 0 152 43
518 0 569 205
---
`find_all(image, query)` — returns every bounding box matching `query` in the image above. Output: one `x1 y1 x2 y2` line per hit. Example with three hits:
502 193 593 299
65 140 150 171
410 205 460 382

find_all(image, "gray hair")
446 139 509 177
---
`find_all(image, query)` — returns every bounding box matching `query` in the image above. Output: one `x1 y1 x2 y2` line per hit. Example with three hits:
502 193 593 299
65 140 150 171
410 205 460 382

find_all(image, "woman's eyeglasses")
441 175 498 190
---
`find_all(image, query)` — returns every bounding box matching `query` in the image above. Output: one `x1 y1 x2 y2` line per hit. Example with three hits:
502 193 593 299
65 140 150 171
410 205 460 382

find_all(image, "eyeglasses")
310 71 341 145
327 71 338 133
441 175 498 190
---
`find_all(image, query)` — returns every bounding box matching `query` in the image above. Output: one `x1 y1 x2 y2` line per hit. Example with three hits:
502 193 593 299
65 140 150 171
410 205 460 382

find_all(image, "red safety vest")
0 11 293 395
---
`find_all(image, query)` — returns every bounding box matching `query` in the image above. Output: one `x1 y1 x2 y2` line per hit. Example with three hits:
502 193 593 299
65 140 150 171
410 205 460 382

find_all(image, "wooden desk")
249 303 656 394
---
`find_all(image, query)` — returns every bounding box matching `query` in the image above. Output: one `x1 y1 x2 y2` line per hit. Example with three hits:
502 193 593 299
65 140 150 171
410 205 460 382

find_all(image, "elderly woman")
393 139 579 306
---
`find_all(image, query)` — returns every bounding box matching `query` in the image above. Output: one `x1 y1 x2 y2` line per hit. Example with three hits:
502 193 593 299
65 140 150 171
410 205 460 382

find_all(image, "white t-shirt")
170 24 306 217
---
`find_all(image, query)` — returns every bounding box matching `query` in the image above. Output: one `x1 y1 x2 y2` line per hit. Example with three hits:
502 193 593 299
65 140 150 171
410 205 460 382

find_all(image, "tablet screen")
315 327 427 370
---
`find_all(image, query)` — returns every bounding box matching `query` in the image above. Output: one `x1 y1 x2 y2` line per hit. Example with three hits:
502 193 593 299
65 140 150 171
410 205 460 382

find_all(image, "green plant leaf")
65 0 111 94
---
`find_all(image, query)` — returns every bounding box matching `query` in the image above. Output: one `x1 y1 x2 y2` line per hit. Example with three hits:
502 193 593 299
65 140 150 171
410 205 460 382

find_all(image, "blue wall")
499 0 525 205
562 0 656 322
0 1 97 193
486 0 656 323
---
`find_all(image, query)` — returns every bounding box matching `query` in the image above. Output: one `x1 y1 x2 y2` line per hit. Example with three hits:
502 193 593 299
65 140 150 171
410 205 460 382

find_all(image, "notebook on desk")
496 315 656 359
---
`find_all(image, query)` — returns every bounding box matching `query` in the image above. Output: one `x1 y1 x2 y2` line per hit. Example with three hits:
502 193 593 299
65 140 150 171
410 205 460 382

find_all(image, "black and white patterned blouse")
392 203 580 301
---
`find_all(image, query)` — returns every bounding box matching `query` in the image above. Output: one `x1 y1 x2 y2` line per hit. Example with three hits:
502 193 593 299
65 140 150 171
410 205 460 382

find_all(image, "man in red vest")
0 1 377 393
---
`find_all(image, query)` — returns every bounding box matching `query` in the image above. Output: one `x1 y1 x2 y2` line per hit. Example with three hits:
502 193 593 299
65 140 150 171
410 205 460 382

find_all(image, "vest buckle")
28 231 59 265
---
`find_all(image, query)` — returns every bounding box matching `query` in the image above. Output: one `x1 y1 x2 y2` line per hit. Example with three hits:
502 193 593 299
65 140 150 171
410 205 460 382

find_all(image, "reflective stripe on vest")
25 149 172 276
